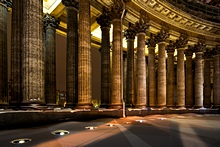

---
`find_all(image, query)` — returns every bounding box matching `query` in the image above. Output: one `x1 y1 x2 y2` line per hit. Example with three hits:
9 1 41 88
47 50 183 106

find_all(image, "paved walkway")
1 113 220 147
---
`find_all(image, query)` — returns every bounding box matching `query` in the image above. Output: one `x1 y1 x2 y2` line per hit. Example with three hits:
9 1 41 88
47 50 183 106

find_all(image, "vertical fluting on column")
62 0 78 107
175 35 187 108
0 0 11 104
109 1 123 109
185 46 194 108
166 41 175 107
156 30 169 108
124 24 136 107
77 0 92 108
96 7 111 108
194 40 205 108
11 0 22 104
43 14 59 105
134 16 149 108
213 46 220 108
203 50 212 108
147 34 157 107
22 0 45 103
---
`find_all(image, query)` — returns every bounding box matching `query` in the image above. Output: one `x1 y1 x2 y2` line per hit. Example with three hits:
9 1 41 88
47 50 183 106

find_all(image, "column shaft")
204 59 211 107
77 0 92 108
185 56 193 107
167 53 174 107
213 54 220 107
22 0 45 103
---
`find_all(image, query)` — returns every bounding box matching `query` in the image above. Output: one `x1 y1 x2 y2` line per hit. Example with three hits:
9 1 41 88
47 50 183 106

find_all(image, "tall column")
109 2 123 109
124 24 136 107
43 14 59 105
96 7 111 108
194 41 205 108
213 46 220 108
77 0 93 108
11 0 21 104
156 30 169 108
147 34 157 108
203 50 212 108
166 41 175 107
22 0 45 103
175 35 187 108
135 17 149 108
185 46 194 108
123 51 127 104
62 0 79 107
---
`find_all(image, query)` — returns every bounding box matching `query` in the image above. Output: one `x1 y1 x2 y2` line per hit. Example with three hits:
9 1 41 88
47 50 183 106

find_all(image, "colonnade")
0 0 220 109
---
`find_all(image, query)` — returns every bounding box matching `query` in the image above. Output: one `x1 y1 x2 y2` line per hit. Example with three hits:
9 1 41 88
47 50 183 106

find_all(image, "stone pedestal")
96 7 111 108
22 0 45 104
185 47 194 108
11 0 21 104
77 0 93 108
43 14 59 105
62 0 79 107
166 42 175 107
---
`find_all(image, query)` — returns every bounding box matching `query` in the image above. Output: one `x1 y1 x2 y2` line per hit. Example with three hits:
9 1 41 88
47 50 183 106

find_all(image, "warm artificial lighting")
51 130 70 136
10 138 32 144
85 126 97 130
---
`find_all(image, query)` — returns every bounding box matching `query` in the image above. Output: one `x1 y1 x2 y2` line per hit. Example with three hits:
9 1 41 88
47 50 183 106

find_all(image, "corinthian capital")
110 1 123 20
43 13 60 29
156 30 169 43
0 0 12 7
166 41 175 53
135 12 150 34
96 7 111 28
62 0 79 9
185 46 194 56
146 33 157 48
195 41 206 52
124 23 136 40
175 35 188 48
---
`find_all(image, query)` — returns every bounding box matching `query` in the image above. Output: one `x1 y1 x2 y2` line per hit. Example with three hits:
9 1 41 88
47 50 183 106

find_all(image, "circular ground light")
135 120 146 123
107 124 115 127
85 126 97 130
125 122 131 124
11 138 31 144
51 130 70 136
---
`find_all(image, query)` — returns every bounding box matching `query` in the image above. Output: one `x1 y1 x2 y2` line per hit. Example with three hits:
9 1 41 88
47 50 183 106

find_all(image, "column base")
156 106 168 110
20 102 48 110
76 103 93 109
193 106 204 109
65 103 77 108
203 105 212 108
99 103 110 109
213 105 220 109
109 104 122 109
175 106 186 110
185 105 194 108
135 105 147 109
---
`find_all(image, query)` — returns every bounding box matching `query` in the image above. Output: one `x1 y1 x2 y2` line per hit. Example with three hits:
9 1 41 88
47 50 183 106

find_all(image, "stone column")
156 30 169 108
11 0 21 104
185 46 194 108
62 0 79 107
109 2 123 109
203 50 212 108
77 0 93 108
147 34 157 107
43 14 59 105
96 7 111 108
123 51 127 104
194 41 205 108
124 24 136 107
175 35 187 108
213 46 220 108
135 17 149 108
166 41 175 107
22 0 45 103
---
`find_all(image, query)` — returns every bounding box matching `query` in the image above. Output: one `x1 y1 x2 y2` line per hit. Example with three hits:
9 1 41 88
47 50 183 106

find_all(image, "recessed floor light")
85 126 97 130
10 138 31 144
51 130 70 136
135 120 146 123
125 122 131 124
107 124 115 127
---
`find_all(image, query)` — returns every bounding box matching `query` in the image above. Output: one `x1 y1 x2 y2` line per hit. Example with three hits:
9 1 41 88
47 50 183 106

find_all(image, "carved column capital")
156 30 169 43
146 33 157 48
96 7 111 28
62 0 79 9
124 23 136 40
195 41 206 52
203 50 213 59
175 35 188 48
213 46 220 55
43 13 60 29
166 41 175 53
110 1 123 20
135 13 150 34
0 0 11 7
185 46 194 56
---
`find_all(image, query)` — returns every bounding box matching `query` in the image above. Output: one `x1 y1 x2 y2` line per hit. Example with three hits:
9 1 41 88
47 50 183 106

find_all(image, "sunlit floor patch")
51 130 70 136
10 138 31 144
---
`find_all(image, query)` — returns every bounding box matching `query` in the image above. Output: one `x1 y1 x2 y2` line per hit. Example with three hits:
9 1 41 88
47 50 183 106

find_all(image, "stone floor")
0 113 220 147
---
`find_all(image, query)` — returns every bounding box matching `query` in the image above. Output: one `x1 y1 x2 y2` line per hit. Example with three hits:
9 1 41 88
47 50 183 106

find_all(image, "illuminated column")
185 46 194 108
96 7 111 108
43 14 59 105
156 30 169 108
135 17 149 108
175 35 187 108
11 0 21 104
203 50 212 108
123 51 127 104
213 46 220 108
124 24 136 107
109 2 123 109
22 0 45 103
166 41 175 107
147 34 157 107
62 0 79 107
194 41 205 108
77 0 93 108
